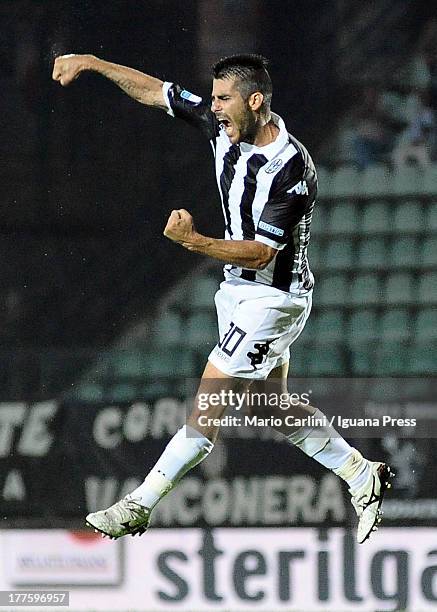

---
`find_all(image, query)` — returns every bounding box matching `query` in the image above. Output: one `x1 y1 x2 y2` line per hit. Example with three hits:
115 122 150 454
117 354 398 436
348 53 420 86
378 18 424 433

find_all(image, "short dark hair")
212 54 272 110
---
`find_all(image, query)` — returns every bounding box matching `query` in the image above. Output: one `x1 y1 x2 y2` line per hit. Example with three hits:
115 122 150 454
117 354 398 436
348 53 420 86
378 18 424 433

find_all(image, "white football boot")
86 497 151 539
350 461 395 543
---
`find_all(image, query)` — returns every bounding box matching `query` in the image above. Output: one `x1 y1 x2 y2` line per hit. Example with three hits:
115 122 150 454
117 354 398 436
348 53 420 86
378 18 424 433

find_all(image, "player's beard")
236 106 258 144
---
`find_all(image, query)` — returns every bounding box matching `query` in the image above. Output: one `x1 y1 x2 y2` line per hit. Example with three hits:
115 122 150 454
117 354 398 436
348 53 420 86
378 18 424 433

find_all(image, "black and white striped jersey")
163 82 317 294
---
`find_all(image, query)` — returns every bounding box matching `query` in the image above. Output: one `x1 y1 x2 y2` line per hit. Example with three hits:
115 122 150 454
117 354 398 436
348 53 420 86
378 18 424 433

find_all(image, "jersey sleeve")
162 82 219 142
255 155 317 250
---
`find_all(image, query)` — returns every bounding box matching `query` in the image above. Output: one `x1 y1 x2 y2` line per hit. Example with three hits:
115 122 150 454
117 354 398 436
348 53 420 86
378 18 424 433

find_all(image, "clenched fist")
163 209 197 246
52 54 94 86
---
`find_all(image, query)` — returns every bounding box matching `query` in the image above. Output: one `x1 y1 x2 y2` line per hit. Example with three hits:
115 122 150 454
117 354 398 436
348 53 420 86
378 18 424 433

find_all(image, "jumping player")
52 53 394 543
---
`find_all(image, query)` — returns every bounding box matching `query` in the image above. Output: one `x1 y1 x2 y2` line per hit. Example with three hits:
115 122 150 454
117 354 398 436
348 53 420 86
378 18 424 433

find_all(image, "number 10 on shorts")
218 322 246 356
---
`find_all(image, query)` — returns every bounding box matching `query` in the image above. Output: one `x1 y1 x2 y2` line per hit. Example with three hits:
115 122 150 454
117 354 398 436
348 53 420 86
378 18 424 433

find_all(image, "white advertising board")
0 528 436 610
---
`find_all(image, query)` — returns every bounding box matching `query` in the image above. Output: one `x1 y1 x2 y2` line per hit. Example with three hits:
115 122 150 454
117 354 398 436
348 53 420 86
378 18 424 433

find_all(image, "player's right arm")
52 54 167 110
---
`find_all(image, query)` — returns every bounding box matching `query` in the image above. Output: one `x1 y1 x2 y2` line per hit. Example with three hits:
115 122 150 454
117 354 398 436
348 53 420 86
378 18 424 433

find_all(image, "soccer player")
52 53 394 543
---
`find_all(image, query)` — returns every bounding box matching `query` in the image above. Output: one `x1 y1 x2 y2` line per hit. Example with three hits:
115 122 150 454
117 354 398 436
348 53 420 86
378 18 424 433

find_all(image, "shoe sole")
85 519 148 540
359 463 395 544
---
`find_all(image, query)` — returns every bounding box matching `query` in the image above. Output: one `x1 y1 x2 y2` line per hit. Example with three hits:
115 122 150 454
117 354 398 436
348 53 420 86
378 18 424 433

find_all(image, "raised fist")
52 54 93 86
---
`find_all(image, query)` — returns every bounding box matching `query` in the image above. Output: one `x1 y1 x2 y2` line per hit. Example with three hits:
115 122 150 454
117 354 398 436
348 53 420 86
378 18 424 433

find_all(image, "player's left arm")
163 209 276 270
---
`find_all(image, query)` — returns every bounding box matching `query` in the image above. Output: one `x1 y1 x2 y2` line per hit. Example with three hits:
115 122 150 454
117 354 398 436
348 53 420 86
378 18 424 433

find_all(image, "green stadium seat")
348 310 379 341
350 274 381 305
392 165 422 196
307 240 322 269
316 166 332 199
107 383 137 402
375 341 408 375
313 310 345 341
324 239 353 269
380 309 410 340
358 164 392 196
357 237 387 269
186 312 217 347
328 202 359 233
154 311 182 345
361 201 392 233
427 202 437 230
408 341 437 374
186 275 219 309
331 166 359 197
393 201 423 232
289 345 310 376
421 238 437 266
389 237 418 269
384 273 414 305
76 382 104 401
308 343 345 375
422 164 437 196
114 350 149 378
148 348 196 378
349 342 377 375
415 309 437 339
317 275 348 306
418 273 437 304
310 206 324 235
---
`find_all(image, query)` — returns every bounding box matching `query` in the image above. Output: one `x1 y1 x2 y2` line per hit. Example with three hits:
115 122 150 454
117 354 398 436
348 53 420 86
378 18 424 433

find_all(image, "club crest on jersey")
180 90 202 105
287 180 309 195
264 158 283 174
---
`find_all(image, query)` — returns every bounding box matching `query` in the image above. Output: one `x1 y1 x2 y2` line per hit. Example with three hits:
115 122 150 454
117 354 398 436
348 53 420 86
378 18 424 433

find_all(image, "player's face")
211 78 257 144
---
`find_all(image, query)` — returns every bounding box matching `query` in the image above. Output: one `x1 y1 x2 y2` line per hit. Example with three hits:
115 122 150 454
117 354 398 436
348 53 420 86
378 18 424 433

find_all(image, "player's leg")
264 362 394 543
85 360 251 538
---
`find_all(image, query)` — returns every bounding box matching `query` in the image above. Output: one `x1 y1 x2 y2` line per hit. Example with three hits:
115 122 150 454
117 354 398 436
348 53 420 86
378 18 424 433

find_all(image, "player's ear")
248 91 264 112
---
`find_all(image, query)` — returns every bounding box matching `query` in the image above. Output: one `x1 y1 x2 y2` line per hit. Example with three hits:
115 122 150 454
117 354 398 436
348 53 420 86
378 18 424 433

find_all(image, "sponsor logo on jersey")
287 180 309 195
258 221 284 236
264 158 283 174
180 90 202 105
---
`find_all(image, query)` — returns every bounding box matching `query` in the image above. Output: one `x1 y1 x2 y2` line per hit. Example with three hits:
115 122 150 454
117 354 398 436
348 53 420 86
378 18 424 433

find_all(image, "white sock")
127 425 213 509
285 409 371 490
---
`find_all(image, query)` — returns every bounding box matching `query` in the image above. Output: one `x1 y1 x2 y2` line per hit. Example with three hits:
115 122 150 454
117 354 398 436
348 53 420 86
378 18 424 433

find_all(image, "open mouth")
219 118 231 128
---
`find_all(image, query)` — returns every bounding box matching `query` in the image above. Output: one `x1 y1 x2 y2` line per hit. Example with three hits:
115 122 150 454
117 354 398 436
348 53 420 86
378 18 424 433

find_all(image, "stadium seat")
393 201 423 232
317 274 348 306
153 311 182 345
361 201 392 233
186 312 217 347
358 164 392 197
313 310 345 341
415 309 437 340
316 166 331 199
357 237 387 269
422 164 437 196
308 343 345 375
389 237 418 269
310 205 324 235
331 166 359 197
421 238 437 267
427 201 437 230
348 310 379 341
113 350 149 378
349 342 377 375
408 341 437 374
350 274 381 305
148 348 196 378
324 239 353 269
380 309 410 340
418 272 437 304
375 340 408 375
186 275 219 309
392 165 422 196
328 201 359 233
384 272 415 305
307 240 322 269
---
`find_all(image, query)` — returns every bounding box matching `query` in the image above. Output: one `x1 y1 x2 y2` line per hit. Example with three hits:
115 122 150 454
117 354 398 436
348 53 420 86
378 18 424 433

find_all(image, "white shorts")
208 277 312 379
